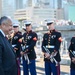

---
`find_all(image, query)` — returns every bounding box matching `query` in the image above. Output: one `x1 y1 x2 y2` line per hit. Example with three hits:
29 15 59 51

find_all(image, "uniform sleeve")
68 38 73 58
54 32 62 51
68 38 73 52
16 34 23 49
41 34 46 53
27 33 38 51
0 44 5 75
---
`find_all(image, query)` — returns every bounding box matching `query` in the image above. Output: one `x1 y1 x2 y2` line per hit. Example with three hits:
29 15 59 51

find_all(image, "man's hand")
14 47 18 50
44 53 50 59
72 57 75 64
20 51 24 56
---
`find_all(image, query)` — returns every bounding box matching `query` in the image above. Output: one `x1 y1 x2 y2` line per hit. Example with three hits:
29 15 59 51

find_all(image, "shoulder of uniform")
45 31 50 34
45 32 47 34
44 33 48 36
32 31 36 33
43 33 48 37
32 31 37 35
55 30 61 33
32 31 37 41
70 37 75 42
55 31 61 35
17 31 22 34
72 37 75 39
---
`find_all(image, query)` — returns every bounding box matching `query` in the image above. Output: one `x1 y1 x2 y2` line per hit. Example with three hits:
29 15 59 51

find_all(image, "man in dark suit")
0 16 17 75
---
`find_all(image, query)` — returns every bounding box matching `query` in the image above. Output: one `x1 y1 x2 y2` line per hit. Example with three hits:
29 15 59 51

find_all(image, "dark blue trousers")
70 69 75 75
23 59 37 75
45 61 60 75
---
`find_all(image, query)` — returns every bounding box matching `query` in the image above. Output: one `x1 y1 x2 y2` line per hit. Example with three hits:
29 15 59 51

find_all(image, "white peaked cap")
13 20 20 27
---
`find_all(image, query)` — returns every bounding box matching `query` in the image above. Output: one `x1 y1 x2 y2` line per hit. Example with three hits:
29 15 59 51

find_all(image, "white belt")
12 44 16 47
21 45 29 50
26 45 29 48
46 45 54 48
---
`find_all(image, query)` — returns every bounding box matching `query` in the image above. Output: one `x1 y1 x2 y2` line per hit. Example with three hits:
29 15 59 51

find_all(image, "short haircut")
0 16 10 25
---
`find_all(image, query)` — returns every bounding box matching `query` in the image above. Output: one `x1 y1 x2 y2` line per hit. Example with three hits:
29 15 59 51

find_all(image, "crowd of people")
0 16 75 75
55 20 74 26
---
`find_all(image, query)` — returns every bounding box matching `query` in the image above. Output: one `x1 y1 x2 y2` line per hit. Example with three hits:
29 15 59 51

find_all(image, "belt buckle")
48 45 50 48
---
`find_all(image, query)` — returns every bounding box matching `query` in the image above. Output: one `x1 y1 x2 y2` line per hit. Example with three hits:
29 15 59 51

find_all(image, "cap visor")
26 24 31 26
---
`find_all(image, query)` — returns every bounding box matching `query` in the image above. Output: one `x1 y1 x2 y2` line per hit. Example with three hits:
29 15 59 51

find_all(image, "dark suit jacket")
0 32 17 75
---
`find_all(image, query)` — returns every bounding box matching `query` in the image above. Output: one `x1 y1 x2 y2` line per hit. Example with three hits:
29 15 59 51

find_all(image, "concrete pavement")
36 58 70 75
21 57 70 75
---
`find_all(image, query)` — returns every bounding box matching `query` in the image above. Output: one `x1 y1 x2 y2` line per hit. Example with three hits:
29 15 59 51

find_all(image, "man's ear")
1 23 5 28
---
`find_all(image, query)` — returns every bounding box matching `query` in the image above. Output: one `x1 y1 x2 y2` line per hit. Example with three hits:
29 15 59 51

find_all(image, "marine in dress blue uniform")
42 20 62 75
68 37 75 75
21 21 38 75
11 20 22 75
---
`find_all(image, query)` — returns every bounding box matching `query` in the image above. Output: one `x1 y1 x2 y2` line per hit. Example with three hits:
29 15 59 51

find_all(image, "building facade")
0 0 26 18
0 0 2 17
14 7 64 24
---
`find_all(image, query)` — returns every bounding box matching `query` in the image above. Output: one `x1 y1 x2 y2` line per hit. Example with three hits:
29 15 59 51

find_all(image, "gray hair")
0 16 11 25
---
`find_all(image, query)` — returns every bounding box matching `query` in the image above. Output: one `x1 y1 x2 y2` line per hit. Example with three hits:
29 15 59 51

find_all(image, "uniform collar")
14 31 20 35
47 29 55 34
27 30 32 34
50 29 55 33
